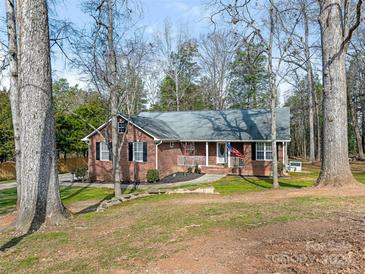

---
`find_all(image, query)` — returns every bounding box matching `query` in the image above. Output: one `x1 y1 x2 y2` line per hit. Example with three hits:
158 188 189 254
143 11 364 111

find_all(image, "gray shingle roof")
130 116 180 140
136 108 290 141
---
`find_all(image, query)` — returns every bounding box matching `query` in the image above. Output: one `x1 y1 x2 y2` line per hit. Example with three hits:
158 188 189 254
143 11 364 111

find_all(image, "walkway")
0 174 225 191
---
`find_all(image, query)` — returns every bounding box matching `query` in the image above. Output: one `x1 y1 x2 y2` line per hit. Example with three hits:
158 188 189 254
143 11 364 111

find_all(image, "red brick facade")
87 118 287 182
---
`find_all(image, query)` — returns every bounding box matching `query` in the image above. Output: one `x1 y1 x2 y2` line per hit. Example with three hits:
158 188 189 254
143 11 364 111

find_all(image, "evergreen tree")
227 43 269 109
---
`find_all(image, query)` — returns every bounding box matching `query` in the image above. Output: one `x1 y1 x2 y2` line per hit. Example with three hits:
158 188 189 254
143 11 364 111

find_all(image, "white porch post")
228 142 231 168
206 142 209 166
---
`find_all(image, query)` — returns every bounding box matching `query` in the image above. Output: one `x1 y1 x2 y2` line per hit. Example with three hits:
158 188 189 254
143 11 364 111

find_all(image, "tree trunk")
16 0 68 233
316 0 357 186
174 69 180 111
315 90 321 161
107 0 122 198
302 5 315 162
6 0 21 209
347 86 364 159
268 3 279 188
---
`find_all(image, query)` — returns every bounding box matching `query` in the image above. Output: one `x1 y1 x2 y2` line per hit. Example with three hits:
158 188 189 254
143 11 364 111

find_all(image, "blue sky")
51 0 214 85
0 0 214 87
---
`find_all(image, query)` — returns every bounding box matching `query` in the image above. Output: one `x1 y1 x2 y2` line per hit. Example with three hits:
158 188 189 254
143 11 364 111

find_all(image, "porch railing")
177 156 206 166
229 157 244 168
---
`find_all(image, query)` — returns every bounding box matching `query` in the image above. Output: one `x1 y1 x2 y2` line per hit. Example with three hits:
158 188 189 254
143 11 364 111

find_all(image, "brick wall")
88 117 156 182
88 118 287 181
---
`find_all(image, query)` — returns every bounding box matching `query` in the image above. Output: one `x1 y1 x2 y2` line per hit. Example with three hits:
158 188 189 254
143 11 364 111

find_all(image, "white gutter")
155 140 163 170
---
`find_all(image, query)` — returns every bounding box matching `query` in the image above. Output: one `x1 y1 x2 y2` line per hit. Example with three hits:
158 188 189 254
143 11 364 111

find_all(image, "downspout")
155 140 163 170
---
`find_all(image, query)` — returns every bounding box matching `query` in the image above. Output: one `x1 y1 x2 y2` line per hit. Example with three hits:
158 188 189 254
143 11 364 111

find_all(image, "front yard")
1 162 365 273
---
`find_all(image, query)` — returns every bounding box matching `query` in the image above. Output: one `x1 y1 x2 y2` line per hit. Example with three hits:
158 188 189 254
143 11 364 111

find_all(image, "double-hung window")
128 142 147 162
95 141 111 161
133 142 144 162
256 142 272 161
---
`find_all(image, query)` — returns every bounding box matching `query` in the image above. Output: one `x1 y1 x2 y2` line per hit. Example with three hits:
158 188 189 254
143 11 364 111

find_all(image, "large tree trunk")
107 0 122 198
268 3 279 189
16 0 68 233
347 86 364 159
302 4 315 163
6 0 21 209
316 0 357 186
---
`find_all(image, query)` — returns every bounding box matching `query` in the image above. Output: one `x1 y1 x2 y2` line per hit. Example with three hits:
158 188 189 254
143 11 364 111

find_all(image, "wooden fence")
0 157 87 181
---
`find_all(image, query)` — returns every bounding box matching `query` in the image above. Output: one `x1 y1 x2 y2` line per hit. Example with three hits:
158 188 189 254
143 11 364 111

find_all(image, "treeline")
0 79 108 162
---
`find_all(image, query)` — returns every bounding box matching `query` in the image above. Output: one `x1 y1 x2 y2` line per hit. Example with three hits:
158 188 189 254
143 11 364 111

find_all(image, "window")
133 142 144 162
128 142 147 162
118 121 127 133
256 142 272 161
100 141 110 161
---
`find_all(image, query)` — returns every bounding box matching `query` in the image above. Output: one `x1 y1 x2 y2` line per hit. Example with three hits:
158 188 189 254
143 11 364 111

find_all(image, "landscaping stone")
96 186 217 212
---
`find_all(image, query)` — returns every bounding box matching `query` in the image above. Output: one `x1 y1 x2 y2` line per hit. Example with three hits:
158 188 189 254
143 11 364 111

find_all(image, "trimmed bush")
74 167 87 182
146 169 159 183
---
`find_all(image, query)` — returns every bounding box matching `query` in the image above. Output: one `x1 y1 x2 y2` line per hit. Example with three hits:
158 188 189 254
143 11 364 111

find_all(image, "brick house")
82 108 290 182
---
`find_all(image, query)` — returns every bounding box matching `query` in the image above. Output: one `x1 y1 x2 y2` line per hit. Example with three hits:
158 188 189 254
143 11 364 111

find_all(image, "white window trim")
133 142 144 163
256 142 273 161
100 141 110 161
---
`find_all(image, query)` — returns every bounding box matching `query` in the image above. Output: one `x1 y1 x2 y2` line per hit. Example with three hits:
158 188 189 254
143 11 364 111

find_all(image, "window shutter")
143 142 147 162
251 142 256 160
96 142 100 160
276 142 279 160
108 142 112 161
128 143 133 161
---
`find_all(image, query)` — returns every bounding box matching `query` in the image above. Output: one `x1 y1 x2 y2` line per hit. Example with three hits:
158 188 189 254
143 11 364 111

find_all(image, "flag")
227 143 245 159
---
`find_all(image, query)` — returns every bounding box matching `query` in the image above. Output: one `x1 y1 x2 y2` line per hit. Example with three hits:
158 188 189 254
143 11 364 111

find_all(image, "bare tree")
210 0 297 188
316 0 362 186
198 30 236 110
15 0 68 233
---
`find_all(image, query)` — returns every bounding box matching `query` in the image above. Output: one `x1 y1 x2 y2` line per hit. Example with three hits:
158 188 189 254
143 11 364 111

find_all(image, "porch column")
228 142 231 168
206 142 209 166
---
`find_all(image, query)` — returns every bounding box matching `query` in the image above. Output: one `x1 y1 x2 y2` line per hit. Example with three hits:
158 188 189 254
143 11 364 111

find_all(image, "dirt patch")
0 213 16 230
144 217 365 274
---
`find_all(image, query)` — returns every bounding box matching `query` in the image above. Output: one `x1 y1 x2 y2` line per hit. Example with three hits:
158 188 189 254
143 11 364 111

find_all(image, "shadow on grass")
60 183 93 201
75 193 114 215
241 176 309 189
0 233 29 252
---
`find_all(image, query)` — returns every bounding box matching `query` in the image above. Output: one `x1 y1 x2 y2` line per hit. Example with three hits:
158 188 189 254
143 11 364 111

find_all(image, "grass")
1 162 365 272
2 161 365 215
0 188 17 215
1 193 365 273
0 187 115 215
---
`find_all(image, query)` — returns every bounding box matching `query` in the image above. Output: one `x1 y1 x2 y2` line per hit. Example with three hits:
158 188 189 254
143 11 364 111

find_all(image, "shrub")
72 167 87 182
194 164 201 174
146 169 159 183
187 166 193 173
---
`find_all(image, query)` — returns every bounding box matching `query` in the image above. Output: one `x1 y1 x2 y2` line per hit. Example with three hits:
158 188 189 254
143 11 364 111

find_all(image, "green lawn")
1 162 365 215
1 192 365 273
0 187 114 215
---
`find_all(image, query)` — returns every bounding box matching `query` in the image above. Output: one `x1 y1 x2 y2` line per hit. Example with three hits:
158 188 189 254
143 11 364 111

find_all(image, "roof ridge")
139 108 288 115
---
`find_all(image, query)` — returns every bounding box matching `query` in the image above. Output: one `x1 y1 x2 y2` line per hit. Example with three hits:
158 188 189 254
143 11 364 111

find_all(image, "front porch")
177 142 245 169
176 141 287 176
